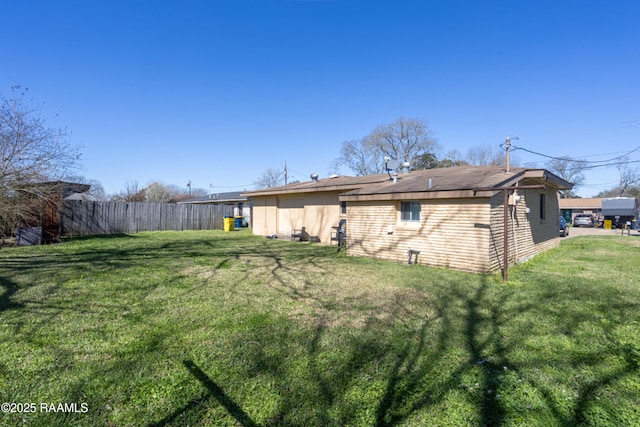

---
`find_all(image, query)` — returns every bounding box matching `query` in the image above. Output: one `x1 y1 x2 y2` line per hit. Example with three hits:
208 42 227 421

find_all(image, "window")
401 201 421 222
340 201 347 215
539 194 546 220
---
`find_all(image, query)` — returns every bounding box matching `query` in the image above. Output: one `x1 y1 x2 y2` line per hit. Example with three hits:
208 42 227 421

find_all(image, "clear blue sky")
2 0 638 197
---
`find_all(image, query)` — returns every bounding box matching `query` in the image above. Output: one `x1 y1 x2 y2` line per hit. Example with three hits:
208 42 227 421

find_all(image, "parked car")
573 214 594 227
559 216 569 237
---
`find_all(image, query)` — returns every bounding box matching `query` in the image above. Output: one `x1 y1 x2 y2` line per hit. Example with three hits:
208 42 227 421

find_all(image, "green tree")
411 152 468 170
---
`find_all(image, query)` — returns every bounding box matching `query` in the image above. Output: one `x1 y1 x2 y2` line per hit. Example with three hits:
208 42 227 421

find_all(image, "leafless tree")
369 117 438 162
0 86 81 237
254 167 285 189
112 180 145 202
545 156 586 198
615 157 640 195
465 145 506 166
337 118 438 175
337 138 380 176
112 180 206 202
145 181 175 203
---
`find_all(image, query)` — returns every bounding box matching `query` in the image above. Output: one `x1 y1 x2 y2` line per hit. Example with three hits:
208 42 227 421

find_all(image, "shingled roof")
241 174 392 197
241 166 572 200
340 166 572 201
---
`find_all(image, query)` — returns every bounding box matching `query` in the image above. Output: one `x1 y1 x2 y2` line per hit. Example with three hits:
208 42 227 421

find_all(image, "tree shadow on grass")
0 276 23 312
149 360 258 427
371 275 515 426
3 234 639 426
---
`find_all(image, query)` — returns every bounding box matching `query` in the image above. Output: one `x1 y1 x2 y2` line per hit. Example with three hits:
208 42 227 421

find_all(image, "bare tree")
145 181 175 203
111 180 207 202
465 145 506 166
337 118 438 175
0 86 81 237
545 156 586 198
112 180 145 202
337 138 381 176
369 117 438 162
87 181 106 200
254 167 285 189
615 157 640 195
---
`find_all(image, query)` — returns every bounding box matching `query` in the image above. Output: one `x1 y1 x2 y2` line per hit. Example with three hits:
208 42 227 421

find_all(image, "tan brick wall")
347 191 560 273
346 199 493 272
487 188 560 272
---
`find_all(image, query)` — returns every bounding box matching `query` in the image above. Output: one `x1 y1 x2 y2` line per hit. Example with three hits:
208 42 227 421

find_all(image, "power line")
286 166 312 179
511 144 640 164
580 159 640 171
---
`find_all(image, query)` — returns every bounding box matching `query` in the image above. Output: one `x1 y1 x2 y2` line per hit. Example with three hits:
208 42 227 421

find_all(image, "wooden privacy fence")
60 201 225 236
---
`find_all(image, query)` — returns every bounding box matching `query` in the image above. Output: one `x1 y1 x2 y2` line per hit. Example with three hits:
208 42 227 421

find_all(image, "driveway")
567 226 639 238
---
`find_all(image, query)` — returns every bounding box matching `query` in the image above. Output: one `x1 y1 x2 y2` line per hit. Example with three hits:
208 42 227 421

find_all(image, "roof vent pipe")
392 172 398 183
429 178 432 189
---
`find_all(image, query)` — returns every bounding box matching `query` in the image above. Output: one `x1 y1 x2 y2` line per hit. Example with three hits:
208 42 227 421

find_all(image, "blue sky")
2 0 638 197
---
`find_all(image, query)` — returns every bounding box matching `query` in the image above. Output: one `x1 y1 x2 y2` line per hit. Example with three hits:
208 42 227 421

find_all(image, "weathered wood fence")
60 201 225 236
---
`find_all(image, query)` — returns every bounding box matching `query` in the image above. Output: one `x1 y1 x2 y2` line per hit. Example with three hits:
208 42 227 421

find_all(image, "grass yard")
0 230 639 426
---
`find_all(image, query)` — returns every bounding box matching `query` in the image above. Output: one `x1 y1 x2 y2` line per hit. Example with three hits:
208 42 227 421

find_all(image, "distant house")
177 191 251 224
559 197 603 224
243 166 572 273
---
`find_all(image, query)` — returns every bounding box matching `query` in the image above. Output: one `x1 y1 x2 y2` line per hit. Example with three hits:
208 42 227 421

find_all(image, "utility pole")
505 136 519 173
284 161 288 185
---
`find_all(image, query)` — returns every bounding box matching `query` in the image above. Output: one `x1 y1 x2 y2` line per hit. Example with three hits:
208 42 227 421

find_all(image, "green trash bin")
223 217 235 232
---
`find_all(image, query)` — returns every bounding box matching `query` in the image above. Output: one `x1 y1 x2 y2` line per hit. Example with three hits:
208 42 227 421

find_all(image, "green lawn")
0 230 639 426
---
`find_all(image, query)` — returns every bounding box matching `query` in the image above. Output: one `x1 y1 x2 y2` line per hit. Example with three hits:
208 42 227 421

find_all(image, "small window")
340 201 347 215
401 201 421 222
539 194 546 220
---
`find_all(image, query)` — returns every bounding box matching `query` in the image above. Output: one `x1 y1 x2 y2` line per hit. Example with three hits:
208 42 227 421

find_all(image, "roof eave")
523 169 573 190
340 189 496 202
241 182 388 197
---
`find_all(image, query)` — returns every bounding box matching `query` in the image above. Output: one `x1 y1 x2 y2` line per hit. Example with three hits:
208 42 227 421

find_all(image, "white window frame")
400 201 421 222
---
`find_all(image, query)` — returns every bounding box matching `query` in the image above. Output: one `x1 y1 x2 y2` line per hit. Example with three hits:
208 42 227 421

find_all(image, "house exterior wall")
486 188 560 272
252 196 279 236
346 198 493 273
347 188 561 273
250 192 344 242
